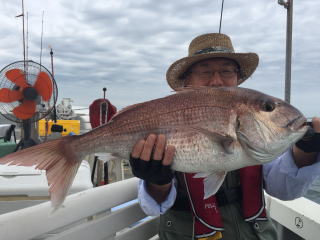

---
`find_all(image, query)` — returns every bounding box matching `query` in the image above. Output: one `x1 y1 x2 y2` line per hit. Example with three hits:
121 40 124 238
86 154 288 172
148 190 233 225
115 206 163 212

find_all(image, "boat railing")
266 194 320 240
0 178 159 240
0 177 320 240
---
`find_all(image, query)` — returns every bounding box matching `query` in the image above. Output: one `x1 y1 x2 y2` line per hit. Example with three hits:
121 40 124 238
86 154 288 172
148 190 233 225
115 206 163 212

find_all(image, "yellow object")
198 231 223 240
38 119 80 136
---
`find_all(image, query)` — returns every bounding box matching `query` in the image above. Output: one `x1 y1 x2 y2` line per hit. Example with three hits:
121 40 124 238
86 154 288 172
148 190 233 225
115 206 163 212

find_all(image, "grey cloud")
0 0 319 118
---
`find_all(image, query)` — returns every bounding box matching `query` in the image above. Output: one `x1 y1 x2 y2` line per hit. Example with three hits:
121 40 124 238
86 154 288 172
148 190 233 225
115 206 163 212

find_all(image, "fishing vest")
177 166 267 239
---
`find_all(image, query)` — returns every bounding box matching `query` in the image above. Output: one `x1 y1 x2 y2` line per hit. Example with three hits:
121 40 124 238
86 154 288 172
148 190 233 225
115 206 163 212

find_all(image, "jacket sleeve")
263 149 320 200
137 178 177 216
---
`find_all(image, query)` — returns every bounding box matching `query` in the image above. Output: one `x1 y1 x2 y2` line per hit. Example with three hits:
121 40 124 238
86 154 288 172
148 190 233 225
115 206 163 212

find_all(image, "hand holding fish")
293 117 320 168
295 117 320 153
130 134 175 185
130 134 175 203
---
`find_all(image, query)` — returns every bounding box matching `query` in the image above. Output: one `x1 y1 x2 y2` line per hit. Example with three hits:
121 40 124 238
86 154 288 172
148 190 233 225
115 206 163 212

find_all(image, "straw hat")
166 33 259 90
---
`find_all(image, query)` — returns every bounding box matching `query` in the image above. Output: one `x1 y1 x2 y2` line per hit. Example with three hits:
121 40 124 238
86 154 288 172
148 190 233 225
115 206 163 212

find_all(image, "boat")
0 1 319 239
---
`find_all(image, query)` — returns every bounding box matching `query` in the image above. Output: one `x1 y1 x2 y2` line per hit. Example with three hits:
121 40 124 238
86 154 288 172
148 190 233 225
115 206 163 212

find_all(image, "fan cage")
0 60 58 123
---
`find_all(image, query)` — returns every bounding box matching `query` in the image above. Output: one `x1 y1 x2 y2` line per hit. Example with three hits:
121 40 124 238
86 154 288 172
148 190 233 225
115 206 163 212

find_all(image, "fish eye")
261 101 275 112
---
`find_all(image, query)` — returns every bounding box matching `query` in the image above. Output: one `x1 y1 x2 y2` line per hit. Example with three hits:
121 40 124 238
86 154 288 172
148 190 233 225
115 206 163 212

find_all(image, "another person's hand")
296 117 320 153
129 134 175 185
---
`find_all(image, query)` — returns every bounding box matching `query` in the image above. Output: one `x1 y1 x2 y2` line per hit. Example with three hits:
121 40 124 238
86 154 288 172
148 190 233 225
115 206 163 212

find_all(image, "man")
129 33 320 239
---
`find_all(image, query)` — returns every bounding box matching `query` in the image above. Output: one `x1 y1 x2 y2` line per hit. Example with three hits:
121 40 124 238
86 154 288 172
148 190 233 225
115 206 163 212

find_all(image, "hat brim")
166 52 259 90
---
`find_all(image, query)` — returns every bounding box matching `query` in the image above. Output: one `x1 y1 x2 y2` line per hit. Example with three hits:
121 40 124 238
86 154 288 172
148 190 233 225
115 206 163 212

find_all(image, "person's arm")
130 134 176 203
292 147 317 168
138 179 177 216
145 182 172 204
263 150 320 200
263 117 320 200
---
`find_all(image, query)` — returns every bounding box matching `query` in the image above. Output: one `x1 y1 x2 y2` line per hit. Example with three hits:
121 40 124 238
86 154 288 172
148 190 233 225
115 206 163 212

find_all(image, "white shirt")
138 149 320 216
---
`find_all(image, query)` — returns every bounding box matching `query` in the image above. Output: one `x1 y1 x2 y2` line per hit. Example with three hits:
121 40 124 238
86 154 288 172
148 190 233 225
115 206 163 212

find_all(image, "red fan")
0 69 53 119
0 60 57 123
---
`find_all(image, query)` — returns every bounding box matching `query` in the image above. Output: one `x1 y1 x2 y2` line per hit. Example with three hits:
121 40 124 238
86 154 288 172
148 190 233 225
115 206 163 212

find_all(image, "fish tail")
0 135 82 208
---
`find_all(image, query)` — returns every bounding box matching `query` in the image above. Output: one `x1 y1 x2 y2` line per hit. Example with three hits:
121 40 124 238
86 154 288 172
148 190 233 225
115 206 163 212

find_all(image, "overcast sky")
0 0 319 118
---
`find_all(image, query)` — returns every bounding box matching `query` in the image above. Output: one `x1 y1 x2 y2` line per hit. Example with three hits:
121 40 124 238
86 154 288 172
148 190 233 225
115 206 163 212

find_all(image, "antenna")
15 0 26 72
21 0 25 71
50 46 58 123
103 87 107 99
219 0 225 33
40 11 44 69
50 46 55 77
26 12 28 63
25 11 29 77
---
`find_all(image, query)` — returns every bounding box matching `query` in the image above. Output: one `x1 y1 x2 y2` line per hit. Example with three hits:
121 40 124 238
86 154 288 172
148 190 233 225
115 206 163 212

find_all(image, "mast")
278 0 293 103
15 0 26 72
40 11 44 70
21 0 26 72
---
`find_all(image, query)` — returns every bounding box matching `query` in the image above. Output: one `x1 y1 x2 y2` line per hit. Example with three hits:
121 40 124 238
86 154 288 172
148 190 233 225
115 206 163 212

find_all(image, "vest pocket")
159 209 193 237
251 219 278 239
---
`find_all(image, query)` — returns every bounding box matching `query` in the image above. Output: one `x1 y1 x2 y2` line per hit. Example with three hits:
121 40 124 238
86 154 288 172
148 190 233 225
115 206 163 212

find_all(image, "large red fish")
0 87 308 207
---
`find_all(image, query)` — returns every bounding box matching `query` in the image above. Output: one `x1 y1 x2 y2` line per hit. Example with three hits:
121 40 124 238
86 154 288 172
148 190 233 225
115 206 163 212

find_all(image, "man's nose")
208 72 223 87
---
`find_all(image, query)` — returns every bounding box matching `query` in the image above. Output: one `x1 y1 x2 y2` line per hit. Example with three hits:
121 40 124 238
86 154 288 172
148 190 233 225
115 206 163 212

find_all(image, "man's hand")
296 117 320 153
293 117 320 168
130 134 175 185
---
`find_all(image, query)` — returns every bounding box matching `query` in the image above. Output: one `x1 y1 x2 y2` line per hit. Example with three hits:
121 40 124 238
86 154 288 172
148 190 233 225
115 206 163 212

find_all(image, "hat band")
193 46 233 56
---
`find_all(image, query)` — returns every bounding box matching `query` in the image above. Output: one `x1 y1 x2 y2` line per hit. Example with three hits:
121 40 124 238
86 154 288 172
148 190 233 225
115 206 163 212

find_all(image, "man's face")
184 58 239 87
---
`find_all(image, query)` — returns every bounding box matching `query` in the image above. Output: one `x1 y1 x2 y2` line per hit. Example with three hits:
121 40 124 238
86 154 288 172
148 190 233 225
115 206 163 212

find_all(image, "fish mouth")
285 116 308 131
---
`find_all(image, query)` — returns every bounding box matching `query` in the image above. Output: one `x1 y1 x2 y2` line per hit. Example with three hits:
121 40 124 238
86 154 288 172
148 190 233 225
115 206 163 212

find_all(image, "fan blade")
12 100 36 120
0 88 23 103
5 69 28 88
34 72 53 101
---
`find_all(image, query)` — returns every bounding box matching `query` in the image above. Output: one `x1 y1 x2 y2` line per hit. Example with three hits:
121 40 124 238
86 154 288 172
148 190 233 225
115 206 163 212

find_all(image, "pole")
21 0 26 72
285 0 293 103
50 47 57 123
26 12 28 63
278 0 293 103
40 11 44 69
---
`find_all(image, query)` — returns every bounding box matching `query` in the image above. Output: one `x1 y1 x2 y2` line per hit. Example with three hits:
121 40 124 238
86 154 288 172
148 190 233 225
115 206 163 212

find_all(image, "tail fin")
0 135 81 208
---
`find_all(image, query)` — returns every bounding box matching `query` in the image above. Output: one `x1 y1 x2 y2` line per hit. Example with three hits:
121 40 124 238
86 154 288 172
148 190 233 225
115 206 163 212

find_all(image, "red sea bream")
0 87 308 207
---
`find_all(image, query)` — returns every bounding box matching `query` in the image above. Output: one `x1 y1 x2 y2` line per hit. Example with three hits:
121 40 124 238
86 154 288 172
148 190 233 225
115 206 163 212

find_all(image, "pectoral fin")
193 171 227 199
189 126 236 154
156 125 236 154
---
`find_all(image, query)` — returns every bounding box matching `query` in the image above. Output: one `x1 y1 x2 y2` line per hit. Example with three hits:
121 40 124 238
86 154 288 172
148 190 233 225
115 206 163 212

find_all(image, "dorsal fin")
111 102 141 120
110 86 217 121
